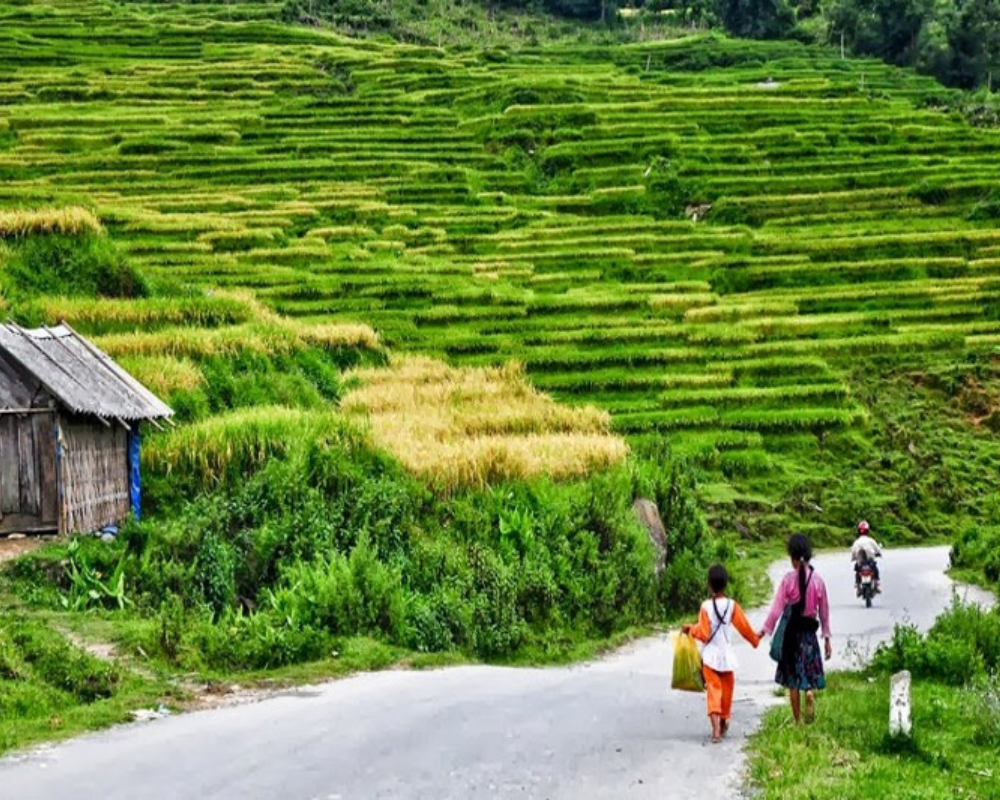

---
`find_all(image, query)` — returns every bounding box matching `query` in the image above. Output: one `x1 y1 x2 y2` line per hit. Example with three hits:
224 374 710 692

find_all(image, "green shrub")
709 199 764 227
468 543 526 657
967 190 1000 222
157 594 187 662
907 180 952 206
871 600 1000 684
194 532 236 617
951 523 1000 585
269 536 407 640
2 233 148 301
870 621 981 685
405 587 470 652
0 616 120 704
643 157 703 218
184 609 329 671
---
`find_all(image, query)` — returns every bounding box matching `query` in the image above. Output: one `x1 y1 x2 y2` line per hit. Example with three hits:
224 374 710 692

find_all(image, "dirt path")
0 535 48 565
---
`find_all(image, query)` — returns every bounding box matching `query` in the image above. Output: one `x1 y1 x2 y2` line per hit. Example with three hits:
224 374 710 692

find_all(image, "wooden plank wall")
36 414 58 525
0 416 19 515
59 418 129 534
0 412 58 534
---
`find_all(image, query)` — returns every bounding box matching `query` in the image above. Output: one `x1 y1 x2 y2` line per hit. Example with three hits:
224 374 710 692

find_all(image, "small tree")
643 157 704 218
945 0 1000 88
544 0 620 22
716 0 796 38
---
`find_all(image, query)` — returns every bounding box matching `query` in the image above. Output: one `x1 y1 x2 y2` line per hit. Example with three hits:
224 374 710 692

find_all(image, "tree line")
643 0 1000 90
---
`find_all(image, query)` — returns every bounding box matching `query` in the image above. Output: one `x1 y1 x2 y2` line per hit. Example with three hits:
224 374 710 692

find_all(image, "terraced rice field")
3 0 1000 502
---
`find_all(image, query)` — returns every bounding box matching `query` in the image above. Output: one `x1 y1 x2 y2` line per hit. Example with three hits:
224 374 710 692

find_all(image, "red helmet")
858 520 870 535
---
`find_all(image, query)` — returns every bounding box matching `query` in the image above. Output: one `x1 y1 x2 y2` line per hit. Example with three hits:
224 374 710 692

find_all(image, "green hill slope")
3 0 1000 544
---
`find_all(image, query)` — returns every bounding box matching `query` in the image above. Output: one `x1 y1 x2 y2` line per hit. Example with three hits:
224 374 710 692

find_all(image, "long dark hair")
787 533 813 599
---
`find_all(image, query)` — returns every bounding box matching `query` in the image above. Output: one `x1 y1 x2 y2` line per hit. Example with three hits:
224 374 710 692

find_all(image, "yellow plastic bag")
670 631 705 693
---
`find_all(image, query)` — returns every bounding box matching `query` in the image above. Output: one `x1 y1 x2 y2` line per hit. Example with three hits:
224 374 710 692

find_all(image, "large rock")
632 498 667 577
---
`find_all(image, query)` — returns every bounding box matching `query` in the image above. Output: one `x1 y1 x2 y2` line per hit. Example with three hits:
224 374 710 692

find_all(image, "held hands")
824 638 833 660
680 624 692 635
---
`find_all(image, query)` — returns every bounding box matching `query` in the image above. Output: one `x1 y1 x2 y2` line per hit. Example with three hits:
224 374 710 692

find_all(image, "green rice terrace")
5 1 1000 541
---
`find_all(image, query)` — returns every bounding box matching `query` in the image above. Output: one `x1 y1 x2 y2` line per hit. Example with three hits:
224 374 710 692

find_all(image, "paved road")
2 546 993 800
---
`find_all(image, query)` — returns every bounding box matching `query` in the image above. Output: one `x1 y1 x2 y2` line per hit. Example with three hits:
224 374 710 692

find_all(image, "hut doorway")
0 411 58 534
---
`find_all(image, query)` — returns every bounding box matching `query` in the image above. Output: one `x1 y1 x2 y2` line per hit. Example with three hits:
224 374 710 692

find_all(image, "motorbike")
856 557 879 608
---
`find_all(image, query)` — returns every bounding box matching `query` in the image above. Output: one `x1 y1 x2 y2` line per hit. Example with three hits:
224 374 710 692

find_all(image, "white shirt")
851 535 883 562
699 598 738 673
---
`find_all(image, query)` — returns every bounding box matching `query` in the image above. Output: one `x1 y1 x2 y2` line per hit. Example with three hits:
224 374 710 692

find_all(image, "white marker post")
890 670 912 737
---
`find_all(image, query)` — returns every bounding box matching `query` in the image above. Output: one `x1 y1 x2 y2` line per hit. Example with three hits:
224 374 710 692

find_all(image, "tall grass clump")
0 207 102 239
950 521 1000 587
33 293 257 334
116 355 205 398
142 406 359 492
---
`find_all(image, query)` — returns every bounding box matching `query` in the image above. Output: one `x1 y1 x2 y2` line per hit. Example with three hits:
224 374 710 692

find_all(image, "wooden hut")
0 322 172 535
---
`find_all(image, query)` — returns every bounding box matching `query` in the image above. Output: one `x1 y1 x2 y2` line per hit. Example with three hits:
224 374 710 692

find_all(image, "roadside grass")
946 565 997 595
0 612 178 757
747 672 999 800
0 671 177 758
750 602 1000 799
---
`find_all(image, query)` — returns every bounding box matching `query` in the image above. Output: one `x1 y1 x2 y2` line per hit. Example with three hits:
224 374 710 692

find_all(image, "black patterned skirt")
775 628 826 691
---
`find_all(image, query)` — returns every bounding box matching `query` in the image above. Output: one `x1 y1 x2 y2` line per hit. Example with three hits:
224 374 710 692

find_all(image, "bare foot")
711 735 721 744
804 691 816 724
720 719 730 737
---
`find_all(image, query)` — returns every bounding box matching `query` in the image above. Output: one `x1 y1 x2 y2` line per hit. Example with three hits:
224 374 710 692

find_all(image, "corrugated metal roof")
0 322 173 421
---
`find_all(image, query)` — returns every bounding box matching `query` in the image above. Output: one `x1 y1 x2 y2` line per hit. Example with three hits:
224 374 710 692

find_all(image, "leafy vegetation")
2 233 148 301
871 598 1000 683
826 0 1000 90
5 429 746 673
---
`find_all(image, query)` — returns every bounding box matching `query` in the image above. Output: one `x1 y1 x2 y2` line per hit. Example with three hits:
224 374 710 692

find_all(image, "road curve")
1 546 993 800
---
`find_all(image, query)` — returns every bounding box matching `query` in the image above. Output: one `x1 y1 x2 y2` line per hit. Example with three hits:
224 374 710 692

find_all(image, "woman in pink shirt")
758 534 832 724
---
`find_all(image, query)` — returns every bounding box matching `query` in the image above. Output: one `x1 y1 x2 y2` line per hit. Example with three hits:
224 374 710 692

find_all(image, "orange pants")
702 666 735 720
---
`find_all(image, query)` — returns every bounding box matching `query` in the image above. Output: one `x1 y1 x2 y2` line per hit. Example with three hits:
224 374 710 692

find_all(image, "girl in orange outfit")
682 564 761 743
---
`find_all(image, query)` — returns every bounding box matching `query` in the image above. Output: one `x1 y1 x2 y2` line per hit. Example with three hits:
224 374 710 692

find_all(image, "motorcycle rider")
851 520 882 594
